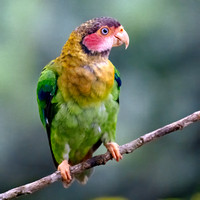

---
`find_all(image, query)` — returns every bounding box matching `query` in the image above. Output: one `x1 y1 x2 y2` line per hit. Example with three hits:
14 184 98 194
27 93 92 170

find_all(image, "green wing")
37 65 57 126
113 67 121 103
101 66 121 144
36 62 58 165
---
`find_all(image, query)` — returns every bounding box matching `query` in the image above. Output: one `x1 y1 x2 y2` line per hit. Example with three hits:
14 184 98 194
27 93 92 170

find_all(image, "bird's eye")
101 27 109 35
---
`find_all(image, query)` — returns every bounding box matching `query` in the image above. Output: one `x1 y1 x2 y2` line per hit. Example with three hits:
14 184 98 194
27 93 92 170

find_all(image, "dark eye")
101 27 109 35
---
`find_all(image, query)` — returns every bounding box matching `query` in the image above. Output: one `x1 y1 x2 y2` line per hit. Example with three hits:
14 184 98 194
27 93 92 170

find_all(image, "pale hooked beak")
113 26 129 49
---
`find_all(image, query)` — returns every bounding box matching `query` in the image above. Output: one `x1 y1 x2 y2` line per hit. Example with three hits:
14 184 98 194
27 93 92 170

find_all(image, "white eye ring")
101 27 109 35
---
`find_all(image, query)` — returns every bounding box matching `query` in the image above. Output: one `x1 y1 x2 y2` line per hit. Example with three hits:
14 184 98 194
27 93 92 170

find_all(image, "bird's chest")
51 99 110 164
57 61 114 105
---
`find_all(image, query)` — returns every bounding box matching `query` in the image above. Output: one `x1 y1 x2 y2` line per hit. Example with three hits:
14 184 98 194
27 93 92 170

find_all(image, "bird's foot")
58 160 72 185
105 142 122 161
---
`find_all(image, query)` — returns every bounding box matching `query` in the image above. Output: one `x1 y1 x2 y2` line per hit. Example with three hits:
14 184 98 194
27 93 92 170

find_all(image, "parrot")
36 17 129 186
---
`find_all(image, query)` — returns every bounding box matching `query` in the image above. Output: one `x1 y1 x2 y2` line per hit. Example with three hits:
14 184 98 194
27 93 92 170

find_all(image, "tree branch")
1 111 200 200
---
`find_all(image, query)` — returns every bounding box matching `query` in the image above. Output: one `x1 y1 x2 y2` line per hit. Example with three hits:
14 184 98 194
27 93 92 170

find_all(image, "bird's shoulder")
108 61 121 103
36 60 60 126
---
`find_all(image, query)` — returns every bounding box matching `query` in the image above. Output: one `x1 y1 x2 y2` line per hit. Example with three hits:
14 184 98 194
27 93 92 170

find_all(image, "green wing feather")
36 61 58 165
113 67 121 103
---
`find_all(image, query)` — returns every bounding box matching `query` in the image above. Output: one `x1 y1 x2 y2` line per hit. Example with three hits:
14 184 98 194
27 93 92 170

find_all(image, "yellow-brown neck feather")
55 31 114 106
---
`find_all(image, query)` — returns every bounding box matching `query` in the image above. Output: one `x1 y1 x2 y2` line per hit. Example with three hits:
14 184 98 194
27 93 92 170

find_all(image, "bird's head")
75 17 129 57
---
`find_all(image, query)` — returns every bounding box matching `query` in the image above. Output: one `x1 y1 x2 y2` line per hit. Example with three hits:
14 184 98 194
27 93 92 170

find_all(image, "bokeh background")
0 0 200 199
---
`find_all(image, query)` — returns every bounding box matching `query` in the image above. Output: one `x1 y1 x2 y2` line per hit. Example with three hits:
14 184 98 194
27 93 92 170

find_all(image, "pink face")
82 26 121 53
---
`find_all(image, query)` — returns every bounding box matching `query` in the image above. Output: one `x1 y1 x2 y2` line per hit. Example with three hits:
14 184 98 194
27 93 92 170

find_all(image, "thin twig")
1 111 200 200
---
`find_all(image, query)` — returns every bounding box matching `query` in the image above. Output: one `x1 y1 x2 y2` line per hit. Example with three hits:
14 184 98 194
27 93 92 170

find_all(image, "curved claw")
58 160 72 184
105 142 122 162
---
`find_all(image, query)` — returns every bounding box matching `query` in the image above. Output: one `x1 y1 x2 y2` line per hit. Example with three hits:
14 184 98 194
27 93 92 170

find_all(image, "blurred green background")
0 0 200 199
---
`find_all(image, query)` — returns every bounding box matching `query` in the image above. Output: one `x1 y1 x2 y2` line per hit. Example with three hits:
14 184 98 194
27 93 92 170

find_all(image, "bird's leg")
58 160 72 184
105 142 122 161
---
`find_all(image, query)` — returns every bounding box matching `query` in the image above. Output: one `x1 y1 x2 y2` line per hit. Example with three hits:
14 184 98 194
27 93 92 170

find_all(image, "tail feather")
62 177 74 188
73 139 101 184
63 139 102 187
75 168 94 184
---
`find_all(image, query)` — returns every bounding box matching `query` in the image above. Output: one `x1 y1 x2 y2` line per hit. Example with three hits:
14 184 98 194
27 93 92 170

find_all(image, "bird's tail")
63 139 102 187
74 168 94 184
62 168 93 188
74 139 102 184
